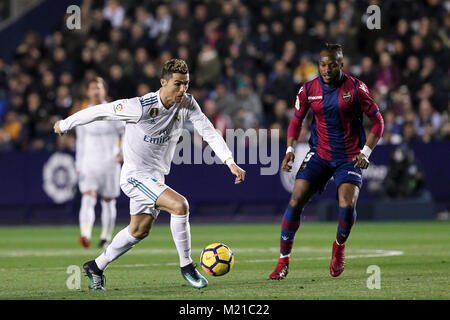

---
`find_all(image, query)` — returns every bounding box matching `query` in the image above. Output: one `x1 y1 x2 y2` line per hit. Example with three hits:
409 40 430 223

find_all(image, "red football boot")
80 236 91 248
330 241 345 277
269 256 290 280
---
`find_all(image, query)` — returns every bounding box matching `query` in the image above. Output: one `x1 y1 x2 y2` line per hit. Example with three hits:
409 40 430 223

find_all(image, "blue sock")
336 206 356 245
280 205 302 256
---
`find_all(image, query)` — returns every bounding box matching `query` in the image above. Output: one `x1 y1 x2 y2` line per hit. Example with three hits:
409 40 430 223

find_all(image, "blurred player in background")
54 59 246 290
269 43 384 279
76 77 124 249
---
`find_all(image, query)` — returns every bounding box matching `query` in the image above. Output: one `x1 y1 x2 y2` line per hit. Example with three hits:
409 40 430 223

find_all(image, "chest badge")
150 108 159 118
342 91 352 102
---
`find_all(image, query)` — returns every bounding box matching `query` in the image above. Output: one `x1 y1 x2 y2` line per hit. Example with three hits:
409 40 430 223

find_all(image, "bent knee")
289 194 308 209
172 197 189 215
130 229 150 239
129 225 152 239
338 196 357 208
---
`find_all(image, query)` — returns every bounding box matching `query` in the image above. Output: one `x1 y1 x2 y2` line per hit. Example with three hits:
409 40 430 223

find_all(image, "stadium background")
0 0 449 225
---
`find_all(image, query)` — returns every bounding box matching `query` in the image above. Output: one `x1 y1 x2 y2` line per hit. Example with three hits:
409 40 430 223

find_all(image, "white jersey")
59 90 233 178
75 108 125 173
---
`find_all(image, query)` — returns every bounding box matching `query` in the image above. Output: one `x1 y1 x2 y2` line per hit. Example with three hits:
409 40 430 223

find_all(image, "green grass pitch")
0 221 449 300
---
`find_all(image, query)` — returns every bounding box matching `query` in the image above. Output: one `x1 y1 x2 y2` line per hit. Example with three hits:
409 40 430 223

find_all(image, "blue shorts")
295 151 362 193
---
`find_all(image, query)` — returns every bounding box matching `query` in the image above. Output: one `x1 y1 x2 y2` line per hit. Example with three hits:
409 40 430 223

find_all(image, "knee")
129 225 151 239
171 197 189 216
338 184 359 208
338 196 356 209
289 194 307 210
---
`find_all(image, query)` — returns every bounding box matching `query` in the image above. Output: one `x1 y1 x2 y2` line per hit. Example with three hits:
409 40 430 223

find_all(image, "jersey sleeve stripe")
142 97 157 103
293 113 303 120
140 99 158 107
368 108 380 117
353 79 359 105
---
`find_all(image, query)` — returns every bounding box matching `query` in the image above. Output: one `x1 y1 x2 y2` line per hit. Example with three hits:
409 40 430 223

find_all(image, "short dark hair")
161 59 189 80
322 43 343 59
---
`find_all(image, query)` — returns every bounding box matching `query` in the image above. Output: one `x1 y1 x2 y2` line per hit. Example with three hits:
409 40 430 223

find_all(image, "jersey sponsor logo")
143 128 171 145
342 91 352 101
143 134 171 144
308 96 322 100
150 108 159 118
114 103 123 112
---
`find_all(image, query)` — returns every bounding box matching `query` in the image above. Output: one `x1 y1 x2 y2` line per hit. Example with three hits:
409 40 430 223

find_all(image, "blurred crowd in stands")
0 0 448 152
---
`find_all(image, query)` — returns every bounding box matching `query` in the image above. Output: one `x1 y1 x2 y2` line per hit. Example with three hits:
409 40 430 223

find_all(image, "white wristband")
361 145 373 159
286 146 295 154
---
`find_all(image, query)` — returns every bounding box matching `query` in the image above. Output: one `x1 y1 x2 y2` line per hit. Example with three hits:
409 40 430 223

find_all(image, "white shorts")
79 166 121 198
120 171 169 219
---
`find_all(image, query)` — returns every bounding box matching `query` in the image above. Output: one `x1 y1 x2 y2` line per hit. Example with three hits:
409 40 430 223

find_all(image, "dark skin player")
282 49 381 213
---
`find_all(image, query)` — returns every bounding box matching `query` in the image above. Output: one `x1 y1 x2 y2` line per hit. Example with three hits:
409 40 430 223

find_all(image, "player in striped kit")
54 59 246 290
76 77 124 249
269 44 384 279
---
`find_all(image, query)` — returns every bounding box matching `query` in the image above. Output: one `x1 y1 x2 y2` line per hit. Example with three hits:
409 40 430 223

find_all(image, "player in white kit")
54 59 246 290
76 78 124 249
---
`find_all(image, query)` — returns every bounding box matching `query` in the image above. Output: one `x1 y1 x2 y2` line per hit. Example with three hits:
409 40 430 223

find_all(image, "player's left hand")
229 164 246 184
353 153 370 169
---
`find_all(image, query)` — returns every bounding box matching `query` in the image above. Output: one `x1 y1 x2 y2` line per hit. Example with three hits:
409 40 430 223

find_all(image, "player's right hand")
229 163 246 184
282 152 295 172
53 120 63 136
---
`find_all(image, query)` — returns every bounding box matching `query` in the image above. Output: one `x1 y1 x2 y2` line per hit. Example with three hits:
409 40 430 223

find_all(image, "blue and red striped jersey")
288 73 384 163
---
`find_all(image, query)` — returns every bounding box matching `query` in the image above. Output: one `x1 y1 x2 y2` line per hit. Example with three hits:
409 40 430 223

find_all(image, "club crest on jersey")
151 178 165 188
114 103 123 112
150 108 159 118
342 91 352 101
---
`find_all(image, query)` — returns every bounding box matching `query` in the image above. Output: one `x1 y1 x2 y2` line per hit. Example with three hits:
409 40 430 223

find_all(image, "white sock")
170 213 193 268
100 199 117 241
280 253 290 259
79 195 97 239
95 226 140 270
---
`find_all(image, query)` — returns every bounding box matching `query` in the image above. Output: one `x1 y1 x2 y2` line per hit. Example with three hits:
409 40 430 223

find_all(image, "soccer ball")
200 243 234 276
